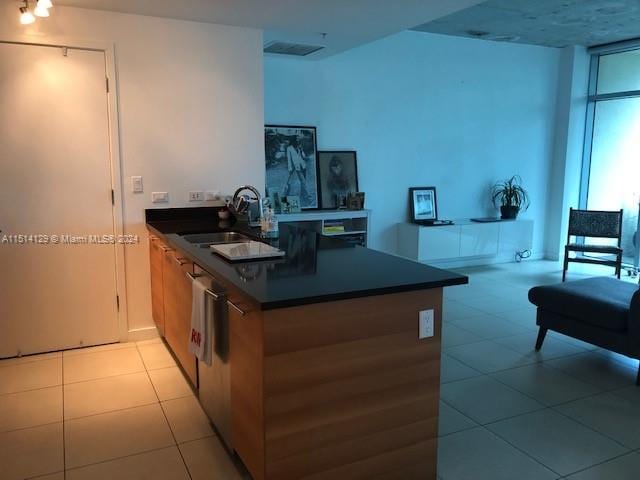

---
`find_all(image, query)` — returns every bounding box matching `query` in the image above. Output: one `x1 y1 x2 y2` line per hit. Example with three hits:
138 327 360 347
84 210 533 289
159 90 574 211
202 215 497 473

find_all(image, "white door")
0 42 119 357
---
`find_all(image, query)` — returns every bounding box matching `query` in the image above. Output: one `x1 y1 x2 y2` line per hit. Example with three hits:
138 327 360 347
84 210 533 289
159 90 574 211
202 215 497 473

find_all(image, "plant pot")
500 205 520 219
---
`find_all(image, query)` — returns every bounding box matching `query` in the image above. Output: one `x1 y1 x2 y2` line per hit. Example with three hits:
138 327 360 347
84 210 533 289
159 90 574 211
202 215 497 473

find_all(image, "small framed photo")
318 151 359 210
284 196 301 213
409 187 438 223
265 125 319 209
347 192 365 210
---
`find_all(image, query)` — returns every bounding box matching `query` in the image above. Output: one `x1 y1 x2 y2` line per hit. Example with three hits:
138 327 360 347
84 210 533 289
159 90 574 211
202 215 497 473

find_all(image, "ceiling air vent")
263 41 325 57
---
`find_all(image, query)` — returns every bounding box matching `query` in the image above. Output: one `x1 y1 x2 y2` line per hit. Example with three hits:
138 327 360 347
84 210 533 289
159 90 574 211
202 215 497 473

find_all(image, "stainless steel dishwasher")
190 266 232 450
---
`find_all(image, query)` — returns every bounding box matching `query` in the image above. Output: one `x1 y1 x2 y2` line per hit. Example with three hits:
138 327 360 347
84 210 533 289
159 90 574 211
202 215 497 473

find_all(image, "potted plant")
491 175 530 219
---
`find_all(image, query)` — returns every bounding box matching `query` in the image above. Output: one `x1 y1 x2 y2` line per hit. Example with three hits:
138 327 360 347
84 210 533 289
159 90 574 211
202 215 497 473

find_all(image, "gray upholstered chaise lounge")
529 277 640 385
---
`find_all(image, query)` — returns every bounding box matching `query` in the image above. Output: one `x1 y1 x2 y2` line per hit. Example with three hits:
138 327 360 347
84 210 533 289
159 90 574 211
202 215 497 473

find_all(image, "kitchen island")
146 207 467 480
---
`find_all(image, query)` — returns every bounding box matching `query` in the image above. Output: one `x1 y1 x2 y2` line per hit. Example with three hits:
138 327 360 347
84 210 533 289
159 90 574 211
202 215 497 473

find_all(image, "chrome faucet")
231 185 263 227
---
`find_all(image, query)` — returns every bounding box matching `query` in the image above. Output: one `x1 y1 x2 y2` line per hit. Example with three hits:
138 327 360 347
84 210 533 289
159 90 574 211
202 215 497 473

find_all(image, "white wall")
545 46 590 260
265 31 563 256
0 6 265 334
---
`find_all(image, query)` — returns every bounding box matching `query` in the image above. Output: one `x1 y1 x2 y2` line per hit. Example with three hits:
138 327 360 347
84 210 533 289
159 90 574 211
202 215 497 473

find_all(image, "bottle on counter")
261 207 279 239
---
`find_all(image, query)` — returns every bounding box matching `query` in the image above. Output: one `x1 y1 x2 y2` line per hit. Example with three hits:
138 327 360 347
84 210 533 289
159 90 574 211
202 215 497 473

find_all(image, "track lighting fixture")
34 2 50 17
19 0 53 25
19 6 35 25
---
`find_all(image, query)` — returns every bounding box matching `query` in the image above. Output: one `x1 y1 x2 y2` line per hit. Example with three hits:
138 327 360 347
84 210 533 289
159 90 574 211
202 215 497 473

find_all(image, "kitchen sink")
181 232 252 245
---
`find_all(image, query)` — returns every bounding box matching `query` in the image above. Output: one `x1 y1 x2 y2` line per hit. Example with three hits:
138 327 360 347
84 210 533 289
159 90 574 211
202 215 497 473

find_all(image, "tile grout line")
135 342 194 480
0 361 189 397
479 411 563 477
0 383 63 398
441 271 637 478
547 402 634 451
443 343 636 387
554 450 637 479
62 400 162 423
440 355 568 476
451 423 564 478
441 352 640 472
440 356 635 472
443 350 637 437
64 444 180 475
63 437 222 477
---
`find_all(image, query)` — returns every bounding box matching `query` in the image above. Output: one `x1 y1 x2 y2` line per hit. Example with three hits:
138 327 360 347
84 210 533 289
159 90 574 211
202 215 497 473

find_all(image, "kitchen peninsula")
147 207 467 480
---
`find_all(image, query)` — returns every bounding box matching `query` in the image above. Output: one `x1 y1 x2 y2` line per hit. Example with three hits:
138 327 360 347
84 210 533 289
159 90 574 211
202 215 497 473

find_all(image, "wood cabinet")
229 288 443 480
149 236 169 337
162 249 197 387
228 289 264 479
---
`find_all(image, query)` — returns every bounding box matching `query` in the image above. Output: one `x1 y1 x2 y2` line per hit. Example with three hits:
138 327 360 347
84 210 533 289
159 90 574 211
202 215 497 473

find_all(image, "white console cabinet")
397 219 533 267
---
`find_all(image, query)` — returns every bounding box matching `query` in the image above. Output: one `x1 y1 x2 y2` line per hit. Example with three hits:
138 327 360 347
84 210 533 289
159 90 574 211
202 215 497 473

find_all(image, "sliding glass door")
582 48 640 265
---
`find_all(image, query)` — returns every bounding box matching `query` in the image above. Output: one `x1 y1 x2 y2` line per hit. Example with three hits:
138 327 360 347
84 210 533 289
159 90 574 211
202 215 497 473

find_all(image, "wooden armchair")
563 208 623 281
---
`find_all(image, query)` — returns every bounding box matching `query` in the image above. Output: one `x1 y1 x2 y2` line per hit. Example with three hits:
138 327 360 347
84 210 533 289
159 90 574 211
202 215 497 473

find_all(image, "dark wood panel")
263 289 442 356
229 288 265 480
267 397 438 462
163 251 197 386
267 419 437 480
264 332 440 396
267 381 439 445
149 236 166 337
303 439 438 480
262 289 442 480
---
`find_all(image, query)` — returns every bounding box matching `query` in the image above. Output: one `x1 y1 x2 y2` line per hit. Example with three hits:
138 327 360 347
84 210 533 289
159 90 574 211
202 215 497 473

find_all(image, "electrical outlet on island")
419 309 434 339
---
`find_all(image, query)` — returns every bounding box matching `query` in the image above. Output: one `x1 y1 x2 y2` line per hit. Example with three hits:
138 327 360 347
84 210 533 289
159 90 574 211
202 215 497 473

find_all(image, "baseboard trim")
126 326 159 342
422 252 546 269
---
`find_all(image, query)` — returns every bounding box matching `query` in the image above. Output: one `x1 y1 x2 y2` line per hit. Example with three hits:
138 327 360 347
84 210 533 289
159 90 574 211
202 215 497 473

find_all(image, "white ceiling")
53 0 486 58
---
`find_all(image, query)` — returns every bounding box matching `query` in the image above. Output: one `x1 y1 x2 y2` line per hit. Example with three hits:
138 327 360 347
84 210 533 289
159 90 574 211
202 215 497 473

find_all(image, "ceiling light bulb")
38 0 53 8
19 7 36 25
34 3 49 17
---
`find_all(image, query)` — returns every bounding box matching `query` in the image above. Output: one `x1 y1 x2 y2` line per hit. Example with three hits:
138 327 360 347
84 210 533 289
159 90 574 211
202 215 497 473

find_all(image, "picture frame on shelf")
347 192 365 210
409 186 438 224
284 195 302 213
265 125 319 209
317 151 359 210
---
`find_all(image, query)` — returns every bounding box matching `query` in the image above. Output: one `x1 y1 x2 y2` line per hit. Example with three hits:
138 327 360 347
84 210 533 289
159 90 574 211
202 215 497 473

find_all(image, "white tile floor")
0 338 245 480
1 260 638 479
438 260 640 480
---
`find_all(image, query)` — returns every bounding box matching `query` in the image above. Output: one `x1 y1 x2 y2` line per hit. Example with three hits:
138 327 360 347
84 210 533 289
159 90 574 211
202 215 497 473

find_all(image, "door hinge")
116 295 120 311
105 76 110 93
111 189 115 205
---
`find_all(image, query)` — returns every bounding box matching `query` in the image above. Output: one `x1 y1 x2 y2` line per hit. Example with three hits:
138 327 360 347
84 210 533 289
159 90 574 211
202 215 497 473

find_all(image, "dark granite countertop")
146 208 468 310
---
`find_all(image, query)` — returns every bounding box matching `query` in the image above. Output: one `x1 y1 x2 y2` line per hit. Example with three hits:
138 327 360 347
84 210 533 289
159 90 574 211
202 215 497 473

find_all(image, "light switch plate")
419 309 434 339
152 192 169 203
131 176 143 193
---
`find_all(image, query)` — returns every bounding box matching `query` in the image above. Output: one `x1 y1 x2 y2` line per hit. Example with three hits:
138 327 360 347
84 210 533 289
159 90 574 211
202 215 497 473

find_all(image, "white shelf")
277 209 370 222
277 210 371 247
321 230 368 237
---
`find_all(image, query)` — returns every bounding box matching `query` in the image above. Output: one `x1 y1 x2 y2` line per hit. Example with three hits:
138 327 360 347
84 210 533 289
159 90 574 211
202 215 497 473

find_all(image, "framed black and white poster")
409 186 438 223
317 151 359 209
265 125 319 209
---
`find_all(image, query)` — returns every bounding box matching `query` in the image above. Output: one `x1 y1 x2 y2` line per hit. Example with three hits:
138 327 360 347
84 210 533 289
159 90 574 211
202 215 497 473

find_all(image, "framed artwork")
409 186 438 223
265 125 319 209
318 151 359 209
